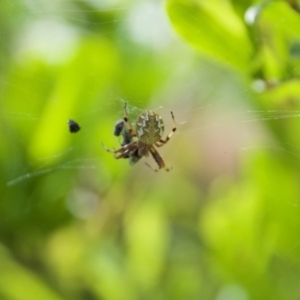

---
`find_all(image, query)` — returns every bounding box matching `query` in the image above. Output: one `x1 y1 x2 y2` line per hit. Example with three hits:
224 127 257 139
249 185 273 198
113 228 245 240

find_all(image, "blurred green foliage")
1 0 300 299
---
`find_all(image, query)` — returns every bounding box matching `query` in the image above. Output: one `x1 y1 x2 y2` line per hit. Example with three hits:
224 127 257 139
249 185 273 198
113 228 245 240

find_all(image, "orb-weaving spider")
103 103 176 171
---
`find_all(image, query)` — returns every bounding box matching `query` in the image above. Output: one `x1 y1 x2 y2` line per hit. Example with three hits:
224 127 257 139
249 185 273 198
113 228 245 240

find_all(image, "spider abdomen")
135 110 164 145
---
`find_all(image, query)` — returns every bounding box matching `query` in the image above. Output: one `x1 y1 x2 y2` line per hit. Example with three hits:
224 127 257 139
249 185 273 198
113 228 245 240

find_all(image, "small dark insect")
114 119 125 137
68 119 81 133
128 149 142 165
113 119 142 164
114 119 132 146
103 103 176 171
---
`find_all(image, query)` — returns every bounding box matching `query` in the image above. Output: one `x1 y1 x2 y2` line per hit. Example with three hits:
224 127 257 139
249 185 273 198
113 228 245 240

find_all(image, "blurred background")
1 0 300 299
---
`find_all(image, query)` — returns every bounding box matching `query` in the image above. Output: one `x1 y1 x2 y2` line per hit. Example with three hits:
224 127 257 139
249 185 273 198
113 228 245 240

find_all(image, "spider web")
2 0 300 207
1 1 300 186
1 0 300 298
2 1 299 208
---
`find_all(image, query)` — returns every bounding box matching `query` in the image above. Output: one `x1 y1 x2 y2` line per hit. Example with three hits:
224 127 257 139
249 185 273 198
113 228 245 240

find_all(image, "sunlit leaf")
166 0 253 71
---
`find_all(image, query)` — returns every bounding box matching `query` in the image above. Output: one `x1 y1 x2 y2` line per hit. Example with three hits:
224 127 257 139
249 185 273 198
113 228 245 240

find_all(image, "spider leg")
101 143 116 153
115 150 131 159
102 142 137 159
145 162 159 172
101 142 137 154
155 111 176 147
123 103 137 138
146 146 171 172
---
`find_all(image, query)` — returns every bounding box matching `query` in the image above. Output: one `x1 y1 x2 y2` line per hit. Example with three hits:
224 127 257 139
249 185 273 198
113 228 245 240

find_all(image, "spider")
103 103 176 171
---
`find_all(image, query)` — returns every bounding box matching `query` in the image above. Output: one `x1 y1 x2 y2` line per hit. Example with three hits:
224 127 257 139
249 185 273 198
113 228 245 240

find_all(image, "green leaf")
166 0 253 72
255 1 300 78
